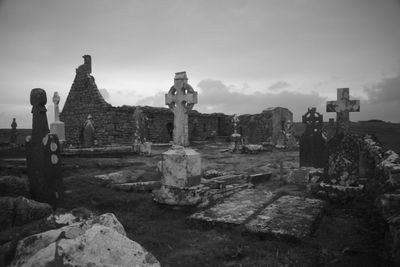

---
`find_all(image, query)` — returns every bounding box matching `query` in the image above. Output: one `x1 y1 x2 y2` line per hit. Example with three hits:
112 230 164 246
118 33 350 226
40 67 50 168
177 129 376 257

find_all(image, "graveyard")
0 67 399 267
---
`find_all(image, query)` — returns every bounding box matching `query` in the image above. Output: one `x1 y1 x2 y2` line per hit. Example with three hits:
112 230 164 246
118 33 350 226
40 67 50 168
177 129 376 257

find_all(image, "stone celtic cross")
326 88 360 131
165 72 198 147
52 92 60 122
302 107 323 130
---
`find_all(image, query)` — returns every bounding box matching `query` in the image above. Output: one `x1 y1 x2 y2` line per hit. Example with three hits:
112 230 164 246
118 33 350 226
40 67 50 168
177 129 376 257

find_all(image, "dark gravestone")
299 107 325 168
26 88 63 208
10 118 17 144
323 133 360 186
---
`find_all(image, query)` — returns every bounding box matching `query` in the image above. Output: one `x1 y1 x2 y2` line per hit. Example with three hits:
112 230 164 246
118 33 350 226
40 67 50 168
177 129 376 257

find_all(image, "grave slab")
245 195 325 240
189 189 275 225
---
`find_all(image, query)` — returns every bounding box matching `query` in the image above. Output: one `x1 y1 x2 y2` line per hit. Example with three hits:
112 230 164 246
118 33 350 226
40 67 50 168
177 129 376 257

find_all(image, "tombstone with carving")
299 107 325 168
26 88 64 208
153 72 202 205
230 114 242 152
10 118 17 145
50 92 66 144
82 114 95 147
324 88 361 186
132 107 151 155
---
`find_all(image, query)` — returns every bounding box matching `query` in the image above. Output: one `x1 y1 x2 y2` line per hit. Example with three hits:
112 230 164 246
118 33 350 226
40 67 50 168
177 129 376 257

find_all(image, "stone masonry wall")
60 55 292 146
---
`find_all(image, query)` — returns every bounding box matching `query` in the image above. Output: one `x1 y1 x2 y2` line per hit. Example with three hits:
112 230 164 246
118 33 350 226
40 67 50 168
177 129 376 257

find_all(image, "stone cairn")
153 72 202 205
49 91 66 145
10 118 17 145
26 88 64 208
299 107 325 168
132 107 152 155
324 88 361 186
230 114 242 152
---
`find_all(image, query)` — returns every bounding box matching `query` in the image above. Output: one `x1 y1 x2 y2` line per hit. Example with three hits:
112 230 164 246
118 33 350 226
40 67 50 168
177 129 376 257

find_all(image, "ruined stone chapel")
60 55 293 146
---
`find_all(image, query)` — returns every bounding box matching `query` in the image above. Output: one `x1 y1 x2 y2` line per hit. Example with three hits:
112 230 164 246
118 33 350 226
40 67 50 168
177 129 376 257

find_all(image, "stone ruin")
59 55 293 147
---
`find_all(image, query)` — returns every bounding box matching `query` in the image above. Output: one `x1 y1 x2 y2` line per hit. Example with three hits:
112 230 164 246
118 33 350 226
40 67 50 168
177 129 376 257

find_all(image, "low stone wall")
361 135 400 265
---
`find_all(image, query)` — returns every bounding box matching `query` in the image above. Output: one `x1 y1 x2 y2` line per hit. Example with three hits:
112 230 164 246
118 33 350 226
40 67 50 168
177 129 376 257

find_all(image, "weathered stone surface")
50 92 66 142
324 133 360 186
249 173 272 184
245 195 325 239
110 181 161 192
165 72 198 147
242 144 263 153
0 175 29 197
189 189 275 225
326 88 360 132
82 114 95 147
0 197 52 230
160 146 201 188
9 213 159 267
95 170 144 185
153 185 204 206
286 168 310 185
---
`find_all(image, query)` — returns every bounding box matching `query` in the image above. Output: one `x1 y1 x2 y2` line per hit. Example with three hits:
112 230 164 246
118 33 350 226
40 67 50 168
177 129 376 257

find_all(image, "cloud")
134 79 327 121
364 73 400 104
268 81 290 91
99 88 110 99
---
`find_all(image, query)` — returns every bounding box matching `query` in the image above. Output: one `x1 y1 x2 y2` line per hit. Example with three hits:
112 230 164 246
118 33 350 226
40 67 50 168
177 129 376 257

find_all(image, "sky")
0 0 399 128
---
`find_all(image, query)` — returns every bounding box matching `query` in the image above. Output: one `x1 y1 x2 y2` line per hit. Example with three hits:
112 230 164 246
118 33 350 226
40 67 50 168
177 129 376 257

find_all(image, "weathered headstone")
26 88 63 208
153 72 202 205
324 88 361 186
50 92 66 143
10 118 17 144
132 107 151 154
299 107 325 168
326 88 360 133
231 114 241 152
82 114 95 147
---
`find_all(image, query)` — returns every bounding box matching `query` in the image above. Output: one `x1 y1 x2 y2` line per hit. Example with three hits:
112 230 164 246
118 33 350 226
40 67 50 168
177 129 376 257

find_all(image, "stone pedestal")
153 146 202 205
50 121 65 142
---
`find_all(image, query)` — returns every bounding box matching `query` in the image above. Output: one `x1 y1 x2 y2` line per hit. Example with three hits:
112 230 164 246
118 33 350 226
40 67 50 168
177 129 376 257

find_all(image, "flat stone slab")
245 195 325 239
110 181 161 192
189 189 275 225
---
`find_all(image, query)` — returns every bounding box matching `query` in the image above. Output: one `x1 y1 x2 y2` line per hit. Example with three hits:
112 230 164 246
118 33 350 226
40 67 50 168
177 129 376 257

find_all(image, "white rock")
13 225 160 267
10 213 129 266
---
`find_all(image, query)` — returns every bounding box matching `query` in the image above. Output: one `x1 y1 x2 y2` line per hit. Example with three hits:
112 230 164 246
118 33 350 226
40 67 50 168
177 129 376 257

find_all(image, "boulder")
0 176 29 197
9 213 159 267
0 197 52 230
10 224 160 267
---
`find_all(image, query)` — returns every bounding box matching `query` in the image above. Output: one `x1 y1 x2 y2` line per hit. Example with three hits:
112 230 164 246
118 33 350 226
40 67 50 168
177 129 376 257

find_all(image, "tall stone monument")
153 72 202 205
50 92 66 143
231 114 242 152
299 107 325 168
26 88 64 208
10 118 17 144
324 88 361 186
132 106 151 155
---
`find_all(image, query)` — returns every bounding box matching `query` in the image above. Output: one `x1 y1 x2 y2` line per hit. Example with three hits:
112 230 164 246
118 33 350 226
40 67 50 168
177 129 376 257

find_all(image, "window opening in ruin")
203 123 207 132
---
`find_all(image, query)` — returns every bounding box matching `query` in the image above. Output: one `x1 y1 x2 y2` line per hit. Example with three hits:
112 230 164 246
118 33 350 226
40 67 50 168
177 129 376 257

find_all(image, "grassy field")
49 144 386 267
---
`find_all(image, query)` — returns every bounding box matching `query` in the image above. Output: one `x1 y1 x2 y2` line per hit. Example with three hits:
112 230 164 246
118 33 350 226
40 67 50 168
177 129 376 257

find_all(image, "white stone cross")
52 92 60 122
165 72 198 147
326 88 360 131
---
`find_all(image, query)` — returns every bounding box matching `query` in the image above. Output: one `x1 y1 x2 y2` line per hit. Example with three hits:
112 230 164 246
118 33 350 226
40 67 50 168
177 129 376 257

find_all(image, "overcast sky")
0 0 399 128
